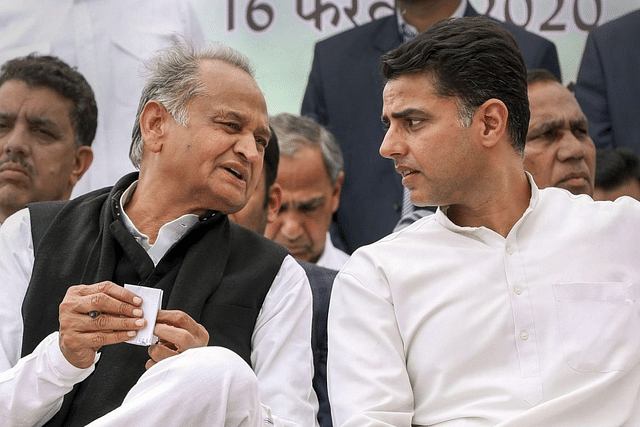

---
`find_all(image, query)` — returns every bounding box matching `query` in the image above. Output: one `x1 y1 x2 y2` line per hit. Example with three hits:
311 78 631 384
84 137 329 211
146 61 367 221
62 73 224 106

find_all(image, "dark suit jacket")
299 260 337 427
301 5 562 253
574 9 640 152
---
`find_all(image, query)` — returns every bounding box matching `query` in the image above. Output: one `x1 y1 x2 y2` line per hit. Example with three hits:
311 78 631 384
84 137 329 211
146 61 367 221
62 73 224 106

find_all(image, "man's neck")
397 0 463 32
446 170 532 239
123 177 201 245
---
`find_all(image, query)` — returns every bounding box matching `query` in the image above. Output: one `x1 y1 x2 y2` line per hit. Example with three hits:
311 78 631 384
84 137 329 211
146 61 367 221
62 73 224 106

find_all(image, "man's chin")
559 183 592 197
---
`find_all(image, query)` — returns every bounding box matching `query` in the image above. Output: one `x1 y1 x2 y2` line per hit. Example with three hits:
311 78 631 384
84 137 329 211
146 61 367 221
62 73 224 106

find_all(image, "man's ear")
139 100 168 154
331 171 345 213
267 183 283 223
475 99 508 148
68 145 94 187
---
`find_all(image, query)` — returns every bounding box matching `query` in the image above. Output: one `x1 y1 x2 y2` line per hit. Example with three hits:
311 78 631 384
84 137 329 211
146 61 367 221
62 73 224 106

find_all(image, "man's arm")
0 210 147 426
0 210 93 426
252 255 318 427
327 254 414 427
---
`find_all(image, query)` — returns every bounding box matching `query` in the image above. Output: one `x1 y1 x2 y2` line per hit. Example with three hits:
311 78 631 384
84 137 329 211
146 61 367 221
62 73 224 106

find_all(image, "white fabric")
119 181 201 265
328 179 640 427
0 0 205 197
315 232 349 271
87 346 267 427
0 208 317 427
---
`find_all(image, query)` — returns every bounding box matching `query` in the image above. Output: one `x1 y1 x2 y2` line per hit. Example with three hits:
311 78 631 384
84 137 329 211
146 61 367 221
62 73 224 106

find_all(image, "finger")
155 310 198 331
148 342 179 365
154 311 209 351
74 282 143 306
81 312 147 333
63 283 144 319
59 329 140 369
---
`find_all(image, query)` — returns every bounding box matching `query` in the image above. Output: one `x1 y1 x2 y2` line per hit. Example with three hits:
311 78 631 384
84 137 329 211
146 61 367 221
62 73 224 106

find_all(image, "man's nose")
2 125 31 157
280 213 304 240
379 125 405 159
234 132 262 164
557 131 587 161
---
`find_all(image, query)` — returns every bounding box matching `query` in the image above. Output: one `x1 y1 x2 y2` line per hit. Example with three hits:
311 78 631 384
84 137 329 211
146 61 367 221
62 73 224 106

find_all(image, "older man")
524 69 596 196
0 54 95 224
265 113 348 270
0 43 316 427
328 16 640 427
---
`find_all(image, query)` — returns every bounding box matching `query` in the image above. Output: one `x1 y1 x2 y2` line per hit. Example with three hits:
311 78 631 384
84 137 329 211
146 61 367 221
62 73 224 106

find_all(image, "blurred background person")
525 69 595 197
0 54 95 224
229 127 335 427
265 113 348 270
594 147 640 201
0 0 204 197
575 9 640 153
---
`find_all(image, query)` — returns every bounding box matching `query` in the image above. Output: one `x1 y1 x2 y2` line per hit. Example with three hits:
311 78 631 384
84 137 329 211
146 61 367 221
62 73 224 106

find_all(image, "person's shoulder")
228 222 289 257
589 9 640 42
493 18 555 48
351 212 439 256
540 186 640 225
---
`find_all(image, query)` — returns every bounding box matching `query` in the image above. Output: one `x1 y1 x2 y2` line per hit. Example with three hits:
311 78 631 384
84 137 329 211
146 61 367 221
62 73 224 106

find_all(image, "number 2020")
482 0 602 32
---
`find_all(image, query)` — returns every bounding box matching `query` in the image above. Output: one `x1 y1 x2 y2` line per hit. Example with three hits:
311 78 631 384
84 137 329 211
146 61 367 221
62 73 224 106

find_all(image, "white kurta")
329 179 640 426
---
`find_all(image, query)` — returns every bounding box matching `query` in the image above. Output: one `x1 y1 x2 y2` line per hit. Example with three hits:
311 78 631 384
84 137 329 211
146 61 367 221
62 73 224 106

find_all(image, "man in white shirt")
265 113 349 271
0 54 95 225
328 16 640 427
0 42 316 427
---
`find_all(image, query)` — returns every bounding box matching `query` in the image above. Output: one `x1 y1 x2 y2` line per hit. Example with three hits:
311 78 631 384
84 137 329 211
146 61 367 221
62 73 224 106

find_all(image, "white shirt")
328 179 640 427
0 207 317 427
316 232 350 271
0 0 204 196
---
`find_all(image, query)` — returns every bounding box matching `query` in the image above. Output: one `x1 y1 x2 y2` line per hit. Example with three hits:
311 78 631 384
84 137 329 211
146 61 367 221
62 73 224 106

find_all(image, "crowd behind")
1 1 640 427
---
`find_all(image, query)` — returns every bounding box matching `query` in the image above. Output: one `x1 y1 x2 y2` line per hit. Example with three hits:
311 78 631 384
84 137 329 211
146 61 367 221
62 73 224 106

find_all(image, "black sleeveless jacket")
22 173 288 427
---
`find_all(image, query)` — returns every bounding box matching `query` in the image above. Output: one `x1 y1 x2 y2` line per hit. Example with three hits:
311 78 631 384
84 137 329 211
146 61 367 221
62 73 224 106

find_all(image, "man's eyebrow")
26 115 60 128
297 197 325 208
570 117 589 129
381 108 427 125
528 119 563 137
285 196 325 210
390 108 427 119
0 112 15 121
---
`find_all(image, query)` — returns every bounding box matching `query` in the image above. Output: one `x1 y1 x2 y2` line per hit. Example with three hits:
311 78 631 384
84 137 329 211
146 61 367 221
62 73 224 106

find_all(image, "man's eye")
256 137 267 148
299 204 320 213
542 129 557 140
34 128 56 139
221 122 240 131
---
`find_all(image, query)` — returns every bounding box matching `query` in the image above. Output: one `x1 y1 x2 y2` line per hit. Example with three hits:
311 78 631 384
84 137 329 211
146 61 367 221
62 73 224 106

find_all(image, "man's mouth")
225 167 243 180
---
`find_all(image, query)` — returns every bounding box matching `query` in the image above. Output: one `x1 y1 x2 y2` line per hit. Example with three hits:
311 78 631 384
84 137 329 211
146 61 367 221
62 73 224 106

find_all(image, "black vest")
22 173 288 427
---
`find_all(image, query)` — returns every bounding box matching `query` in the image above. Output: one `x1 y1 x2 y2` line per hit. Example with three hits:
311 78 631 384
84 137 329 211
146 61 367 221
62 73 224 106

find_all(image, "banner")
194 0 639 114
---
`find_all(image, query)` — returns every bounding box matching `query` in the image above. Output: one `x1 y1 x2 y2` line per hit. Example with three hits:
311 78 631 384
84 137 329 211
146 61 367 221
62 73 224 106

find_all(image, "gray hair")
270 113 344 186
129 41 255 168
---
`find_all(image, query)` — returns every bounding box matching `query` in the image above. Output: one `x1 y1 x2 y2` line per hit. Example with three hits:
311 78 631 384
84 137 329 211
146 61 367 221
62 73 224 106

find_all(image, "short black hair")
595 147 640 190
263 126 280 208
0 53 97 147
527 68 560 86
381 16 529 154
